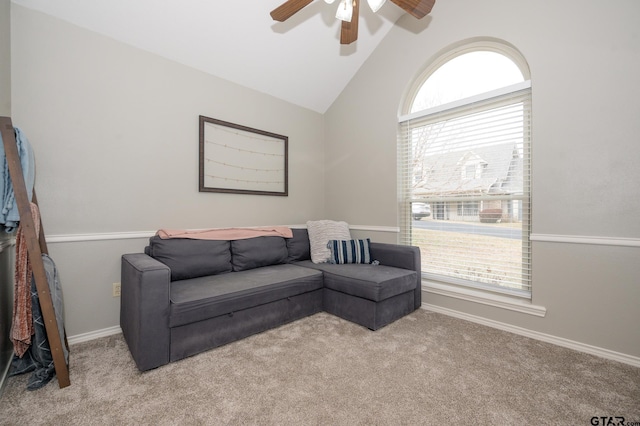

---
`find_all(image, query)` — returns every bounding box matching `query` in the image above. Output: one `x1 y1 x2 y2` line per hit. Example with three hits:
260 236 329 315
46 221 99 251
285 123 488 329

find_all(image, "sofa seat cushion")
169 264 323 327
295 260 417 302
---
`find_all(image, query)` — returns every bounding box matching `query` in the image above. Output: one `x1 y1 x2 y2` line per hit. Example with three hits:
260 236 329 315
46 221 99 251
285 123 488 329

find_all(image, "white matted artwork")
199 115 288 196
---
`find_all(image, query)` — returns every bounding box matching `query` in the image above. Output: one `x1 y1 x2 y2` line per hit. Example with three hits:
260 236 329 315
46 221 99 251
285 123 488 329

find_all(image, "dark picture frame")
199 115 288 196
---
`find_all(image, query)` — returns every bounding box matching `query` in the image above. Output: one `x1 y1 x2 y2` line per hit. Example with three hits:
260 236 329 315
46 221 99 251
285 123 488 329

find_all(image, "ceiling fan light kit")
367 0 386 13
335 0 354 22
271 0 435 44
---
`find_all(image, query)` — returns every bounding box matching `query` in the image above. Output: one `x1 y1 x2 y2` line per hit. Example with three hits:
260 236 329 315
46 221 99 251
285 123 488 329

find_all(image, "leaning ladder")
1 116 70 388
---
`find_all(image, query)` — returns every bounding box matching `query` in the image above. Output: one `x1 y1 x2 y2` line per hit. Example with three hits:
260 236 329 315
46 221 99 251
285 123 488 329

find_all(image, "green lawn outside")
412 226 527 291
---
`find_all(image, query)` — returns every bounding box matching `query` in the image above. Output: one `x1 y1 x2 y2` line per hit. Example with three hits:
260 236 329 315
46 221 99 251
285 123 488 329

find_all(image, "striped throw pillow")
327 238 372 264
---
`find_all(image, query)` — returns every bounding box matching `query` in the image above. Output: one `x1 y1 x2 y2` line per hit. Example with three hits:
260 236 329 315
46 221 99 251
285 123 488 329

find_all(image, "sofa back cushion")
231 236 288 271
148 236 232 281
285 228 311 262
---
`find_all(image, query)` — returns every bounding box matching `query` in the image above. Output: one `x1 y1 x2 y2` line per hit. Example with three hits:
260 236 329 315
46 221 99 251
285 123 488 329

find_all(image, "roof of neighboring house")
413 142 523 196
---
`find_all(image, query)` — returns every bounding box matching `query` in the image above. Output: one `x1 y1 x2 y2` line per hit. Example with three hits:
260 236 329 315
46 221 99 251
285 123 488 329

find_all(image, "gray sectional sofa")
120 228 421 371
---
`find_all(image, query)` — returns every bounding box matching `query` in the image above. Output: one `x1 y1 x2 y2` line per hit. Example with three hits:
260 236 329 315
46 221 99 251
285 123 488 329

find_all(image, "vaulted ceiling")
10 0 428 113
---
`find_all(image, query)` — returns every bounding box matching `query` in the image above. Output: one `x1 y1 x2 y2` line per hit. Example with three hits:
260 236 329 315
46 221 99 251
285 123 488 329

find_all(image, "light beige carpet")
1 310 639 425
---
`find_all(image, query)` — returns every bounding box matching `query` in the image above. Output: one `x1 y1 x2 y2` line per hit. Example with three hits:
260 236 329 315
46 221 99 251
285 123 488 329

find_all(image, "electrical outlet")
113 282 121 297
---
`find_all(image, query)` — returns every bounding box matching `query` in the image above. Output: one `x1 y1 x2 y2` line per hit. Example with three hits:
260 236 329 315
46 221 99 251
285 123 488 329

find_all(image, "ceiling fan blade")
340 0 360 45
389 0 435 19
270 0 314 22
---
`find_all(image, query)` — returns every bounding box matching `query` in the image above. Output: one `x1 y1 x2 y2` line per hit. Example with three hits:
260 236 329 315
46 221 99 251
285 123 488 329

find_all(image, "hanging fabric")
10 202 41 356
0 127 35 232
9 252 68 390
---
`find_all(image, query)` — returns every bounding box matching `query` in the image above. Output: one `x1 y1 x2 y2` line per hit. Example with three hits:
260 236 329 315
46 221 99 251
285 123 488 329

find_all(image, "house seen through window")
398 44 532 297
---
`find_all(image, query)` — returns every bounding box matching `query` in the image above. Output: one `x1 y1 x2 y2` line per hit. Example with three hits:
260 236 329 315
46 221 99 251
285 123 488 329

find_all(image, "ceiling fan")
270 0 436 45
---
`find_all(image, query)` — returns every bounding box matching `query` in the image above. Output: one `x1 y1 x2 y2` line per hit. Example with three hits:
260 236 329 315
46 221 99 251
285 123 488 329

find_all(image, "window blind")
398 83 532 297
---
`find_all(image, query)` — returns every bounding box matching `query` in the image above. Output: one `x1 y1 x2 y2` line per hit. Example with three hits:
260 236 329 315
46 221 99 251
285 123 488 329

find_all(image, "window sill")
423 280 547 317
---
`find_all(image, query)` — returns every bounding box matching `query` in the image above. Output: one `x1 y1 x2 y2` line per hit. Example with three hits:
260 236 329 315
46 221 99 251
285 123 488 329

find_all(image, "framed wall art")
199 115 288 196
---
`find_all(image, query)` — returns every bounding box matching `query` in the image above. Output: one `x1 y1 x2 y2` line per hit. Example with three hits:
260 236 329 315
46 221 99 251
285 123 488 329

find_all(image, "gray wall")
325 0 640 358
0 0 14 394
7 1 640 362
0 0 10 117
10 5 325 336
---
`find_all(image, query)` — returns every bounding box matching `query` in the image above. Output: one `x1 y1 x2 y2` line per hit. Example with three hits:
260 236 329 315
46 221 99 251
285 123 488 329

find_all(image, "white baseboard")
422 303 640 368
67 326 122 345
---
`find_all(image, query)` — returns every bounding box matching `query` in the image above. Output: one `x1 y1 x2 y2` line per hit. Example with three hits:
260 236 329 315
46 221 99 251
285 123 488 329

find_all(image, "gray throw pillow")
306 220 351 264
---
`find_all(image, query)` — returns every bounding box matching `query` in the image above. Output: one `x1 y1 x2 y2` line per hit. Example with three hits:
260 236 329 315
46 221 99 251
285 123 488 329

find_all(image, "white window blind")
398 82 532 297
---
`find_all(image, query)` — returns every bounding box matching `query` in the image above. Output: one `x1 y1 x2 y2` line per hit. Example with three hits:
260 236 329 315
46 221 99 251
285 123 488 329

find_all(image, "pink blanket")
157 226 293 240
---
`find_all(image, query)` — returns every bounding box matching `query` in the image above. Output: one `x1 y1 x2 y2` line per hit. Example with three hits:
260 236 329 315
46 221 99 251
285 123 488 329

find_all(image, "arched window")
398 41 532 298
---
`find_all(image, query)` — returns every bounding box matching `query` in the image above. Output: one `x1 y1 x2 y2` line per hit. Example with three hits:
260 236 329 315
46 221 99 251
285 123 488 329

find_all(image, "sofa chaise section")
296 242 421 330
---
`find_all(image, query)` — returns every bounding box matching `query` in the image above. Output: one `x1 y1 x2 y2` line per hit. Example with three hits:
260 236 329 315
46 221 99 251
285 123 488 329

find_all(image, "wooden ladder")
1 116 70 388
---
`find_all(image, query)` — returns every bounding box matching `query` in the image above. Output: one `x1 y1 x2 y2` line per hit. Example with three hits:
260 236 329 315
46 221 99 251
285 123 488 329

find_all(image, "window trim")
398 40 532 300
423 280 546 317
399 80 532 123
401 38 532 115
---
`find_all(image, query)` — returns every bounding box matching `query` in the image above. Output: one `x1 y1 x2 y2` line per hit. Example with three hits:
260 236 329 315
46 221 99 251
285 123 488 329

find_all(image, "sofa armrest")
369 242 422 309
121 253 171 371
